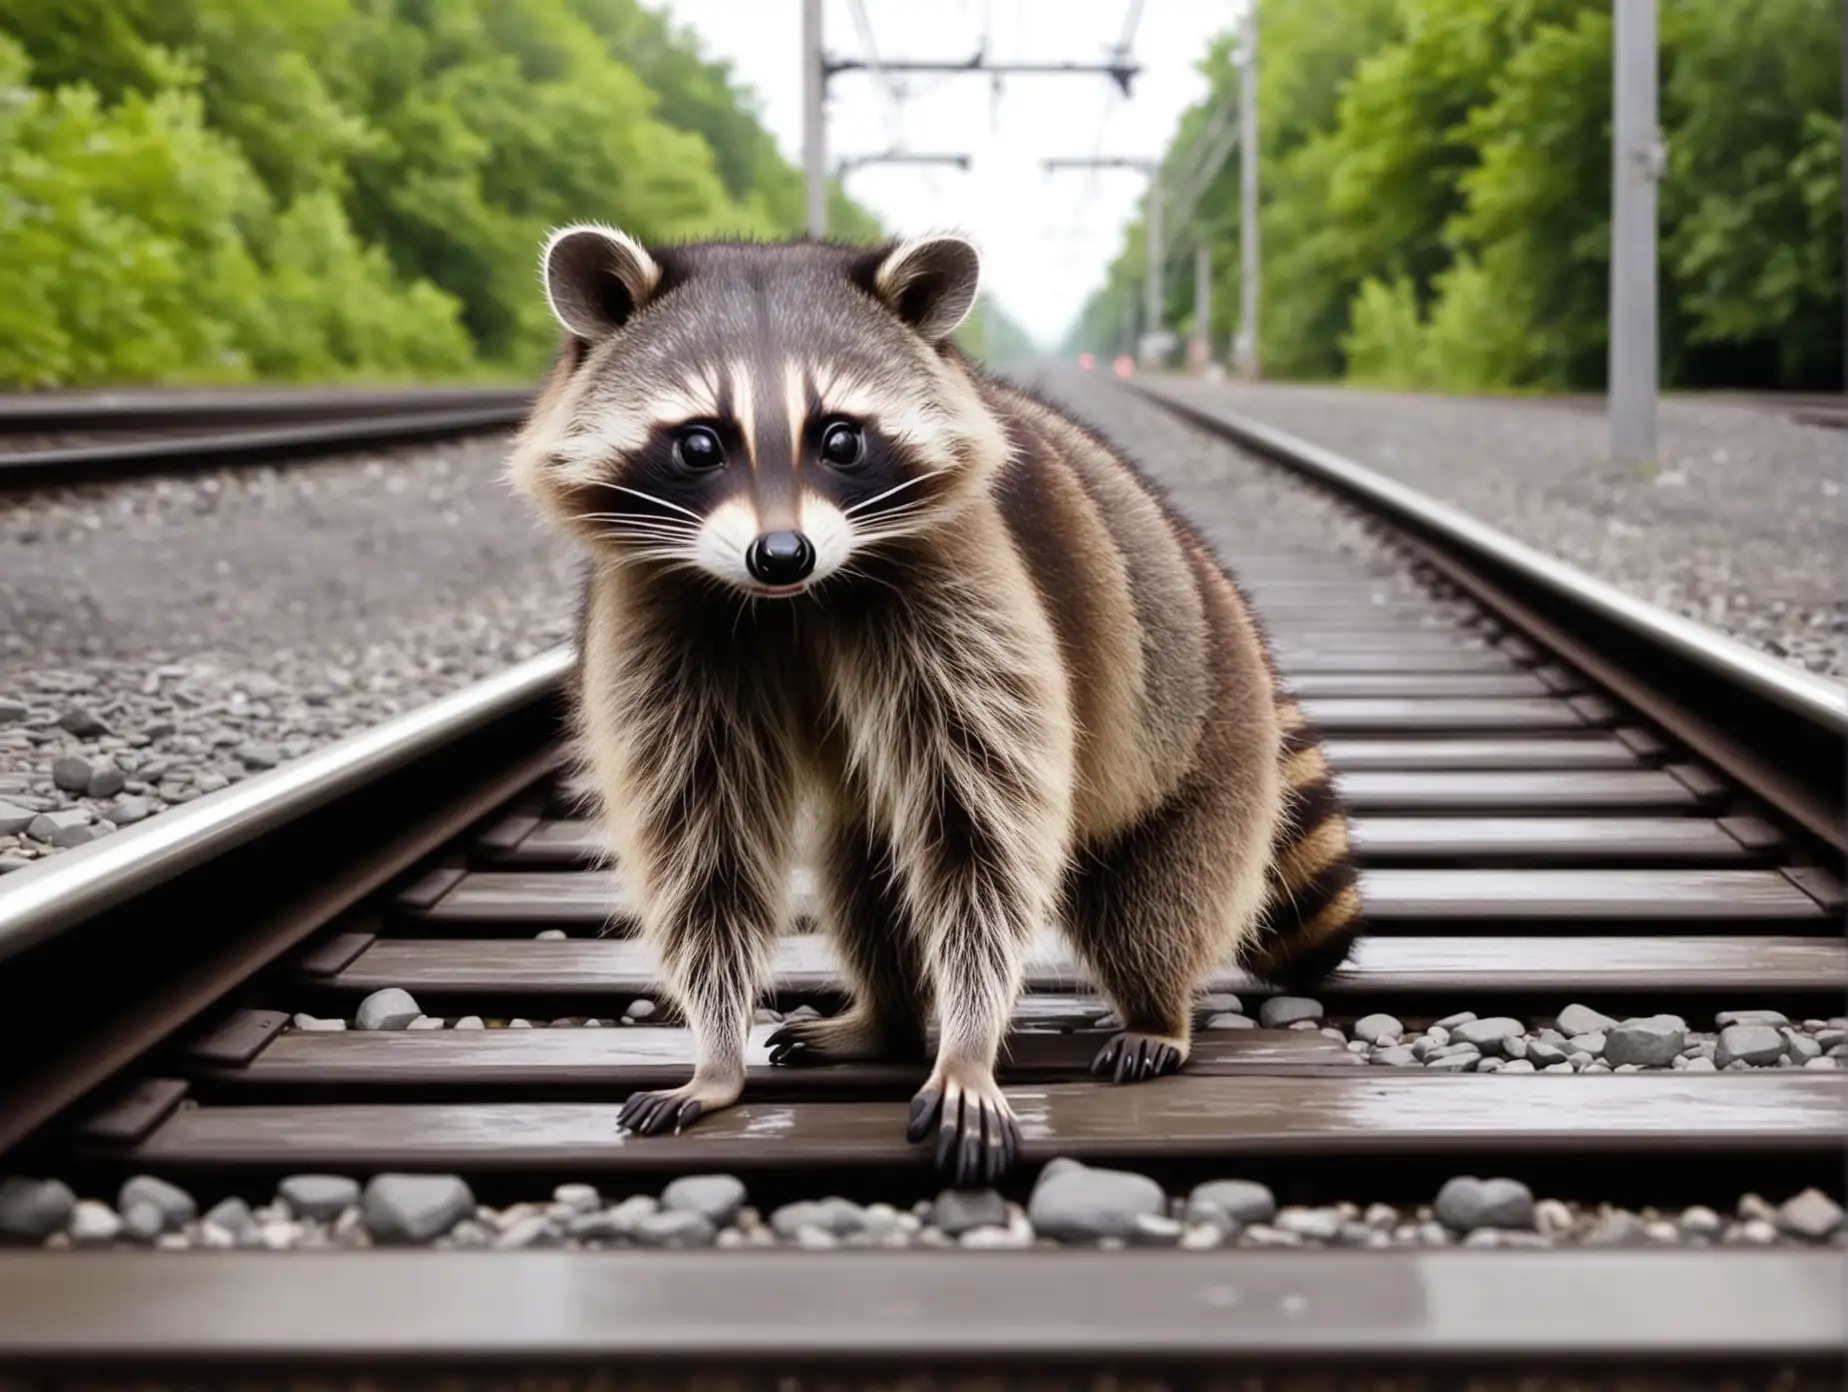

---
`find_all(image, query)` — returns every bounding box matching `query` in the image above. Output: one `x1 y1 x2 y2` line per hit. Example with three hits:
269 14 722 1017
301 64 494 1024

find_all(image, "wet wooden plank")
1282 671 1557 699
491 812 1759 870
411 865 1819 927
1336 768 1708 813
3 1251 1838 1364
1298 697 1601 734
210 1024 1358 1092
1320 736 1646 771
1274 647 1525 674
326 933 1848 999
107 1074 1848 1171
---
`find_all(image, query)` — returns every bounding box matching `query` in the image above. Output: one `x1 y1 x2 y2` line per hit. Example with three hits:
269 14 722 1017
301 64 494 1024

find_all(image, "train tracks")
0 384 534 490
0 374 1842 1381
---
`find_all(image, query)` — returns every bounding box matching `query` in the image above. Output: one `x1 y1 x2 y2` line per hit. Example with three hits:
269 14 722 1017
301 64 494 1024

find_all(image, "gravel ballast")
1136 378 1846 679
7 1167 1842 1253
0 431 577 873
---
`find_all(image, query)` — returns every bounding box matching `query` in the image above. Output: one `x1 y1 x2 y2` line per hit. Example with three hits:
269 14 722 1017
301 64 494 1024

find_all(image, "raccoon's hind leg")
766 810 930 1066
1063 773 1274 1083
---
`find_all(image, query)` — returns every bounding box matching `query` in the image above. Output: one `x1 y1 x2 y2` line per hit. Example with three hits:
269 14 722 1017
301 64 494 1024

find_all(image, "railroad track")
0 384 534 490
0 374 1842 1382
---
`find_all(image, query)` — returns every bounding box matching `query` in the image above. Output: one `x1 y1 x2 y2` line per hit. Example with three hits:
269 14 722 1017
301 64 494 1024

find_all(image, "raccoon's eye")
674 425 724 471
819 419 864 469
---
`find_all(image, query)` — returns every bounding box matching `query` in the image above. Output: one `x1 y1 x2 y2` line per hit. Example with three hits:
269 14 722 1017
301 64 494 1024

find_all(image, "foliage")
0 0 881 388
956 293 1039 366
1067 0 1843 393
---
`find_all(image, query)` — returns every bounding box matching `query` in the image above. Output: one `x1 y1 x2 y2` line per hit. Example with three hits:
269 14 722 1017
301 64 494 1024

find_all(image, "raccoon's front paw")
765 1008 925 1066
616 1074 742 1136
1090 1030 1187 1083
907 1063 1021 1187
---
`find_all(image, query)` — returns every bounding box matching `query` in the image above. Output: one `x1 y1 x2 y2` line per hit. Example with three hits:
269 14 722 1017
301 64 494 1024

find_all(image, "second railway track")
0 372 1841 1381
0 384 534 490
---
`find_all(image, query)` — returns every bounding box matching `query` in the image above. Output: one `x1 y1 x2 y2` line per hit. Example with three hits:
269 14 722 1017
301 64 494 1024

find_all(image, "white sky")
657 1 1237 347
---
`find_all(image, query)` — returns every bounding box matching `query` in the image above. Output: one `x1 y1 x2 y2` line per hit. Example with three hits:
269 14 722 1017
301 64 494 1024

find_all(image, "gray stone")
279 1175 361 1221
1424 1053 1479 1072
1683 1055 1718 1072
290 1013 346 1032
1426 1041 1481 1061
1604 1015 1686 1067
1784 1030 1822 1063
1500 1058 1537 1073
1371 1045 1419 1067
1129 1212 1184 1247
26 808 92 843
1433 1176 1535 1232
551 1183 601 1214
493 1215 564 1249
1029 1165 1166 1241
1188 1178 1275 1224
1582 1210 1647 1247
203 1197 260 1244
1565 1031 1607 1057
624 998 657 1021
1204 1012 1255 1029
362 1174 475 1243
234 742 281 770
1556 1003 1618 1036
1353 1013 1403 1045
1182 1197 1238 1237
1776 1188 1843 1241
1715 1009 1789 1029
0 699 26 723
1275 1206 1343 1241
1196 993 1243 1016
86 766 127 798
632 1209 716 1248
1433 1011 1478 1030
1031 1156 1088 1196
0 1176 76 1242
1714 1023 1785 1068
1678 1205 1724 1237
0 801 37 835
1258 996 1322 1027
770 1197 866 1240
1451 1017 1524 1050
110 795 153 825
117 1175 196 1232
355 987 422 1031
661 1174 746 1226
932 1187 1008 1236
58 709 110 737
121 1202 165 1244
69 1199 123 1246
50 754 95 792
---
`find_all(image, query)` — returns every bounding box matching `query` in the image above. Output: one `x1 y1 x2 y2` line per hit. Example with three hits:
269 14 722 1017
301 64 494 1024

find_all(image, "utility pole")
1235 0 1260 380
803 0 827 237
1191 243 1212 369
1609 0 1661 460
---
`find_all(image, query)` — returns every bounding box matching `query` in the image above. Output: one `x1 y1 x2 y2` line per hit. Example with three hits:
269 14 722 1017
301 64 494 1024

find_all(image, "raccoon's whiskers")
842 473 932 517
603 485 706 522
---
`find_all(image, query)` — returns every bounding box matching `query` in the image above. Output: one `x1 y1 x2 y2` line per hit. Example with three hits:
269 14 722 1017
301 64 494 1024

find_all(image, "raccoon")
506 226 1361 1184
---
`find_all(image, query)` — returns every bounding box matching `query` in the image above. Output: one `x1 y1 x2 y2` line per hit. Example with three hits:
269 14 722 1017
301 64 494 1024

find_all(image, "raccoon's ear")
540 224 662 340
861 235 981 342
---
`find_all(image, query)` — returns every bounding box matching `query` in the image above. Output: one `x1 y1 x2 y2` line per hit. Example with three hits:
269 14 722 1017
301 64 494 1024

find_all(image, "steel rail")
1133 381 1848 735
0 403 532 490
0 384 534 430
0 647 575 965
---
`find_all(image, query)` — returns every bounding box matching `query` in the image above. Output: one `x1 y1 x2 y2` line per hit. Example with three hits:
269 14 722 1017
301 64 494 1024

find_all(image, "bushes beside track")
0 0 882 389
1066 0 1843 393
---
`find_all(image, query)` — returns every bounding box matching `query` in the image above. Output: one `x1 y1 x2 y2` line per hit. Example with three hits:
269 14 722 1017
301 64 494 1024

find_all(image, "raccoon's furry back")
986 369 1363 990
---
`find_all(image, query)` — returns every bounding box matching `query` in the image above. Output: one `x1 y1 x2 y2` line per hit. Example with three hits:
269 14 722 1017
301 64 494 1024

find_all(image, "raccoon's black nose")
746 531 815 586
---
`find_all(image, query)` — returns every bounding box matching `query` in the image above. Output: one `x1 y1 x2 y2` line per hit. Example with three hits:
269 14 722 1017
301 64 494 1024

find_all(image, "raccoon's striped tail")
1245 696 1364 990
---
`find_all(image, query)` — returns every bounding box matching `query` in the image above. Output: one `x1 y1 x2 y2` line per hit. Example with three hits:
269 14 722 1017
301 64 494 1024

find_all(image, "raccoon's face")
508 227 1008 599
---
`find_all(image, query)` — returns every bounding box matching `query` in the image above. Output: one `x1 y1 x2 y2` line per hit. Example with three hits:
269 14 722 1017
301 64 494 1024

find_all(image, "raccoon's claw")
1091 1031 1185 1083
764 1023 822 1066
617 1089 704 1136
907 1073 1020 1187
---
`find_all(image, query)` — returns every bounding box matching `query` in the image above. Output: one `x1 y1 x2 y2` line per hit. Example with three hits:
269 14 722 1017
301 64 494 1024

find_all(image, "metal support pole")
1191 243 1212 369
803 0 827 238
1236 0 1260 380
1144 176 1164 356
1609 0 1660 461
